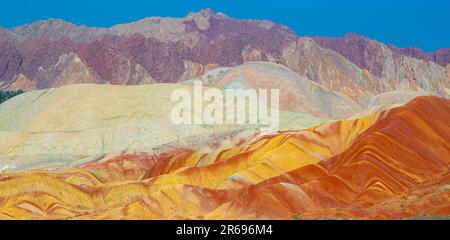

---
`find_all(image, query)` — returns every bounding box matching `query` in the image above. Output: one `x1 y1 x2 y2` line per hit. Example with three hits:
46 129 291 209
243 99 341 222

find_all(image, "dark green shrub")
0 90 24 104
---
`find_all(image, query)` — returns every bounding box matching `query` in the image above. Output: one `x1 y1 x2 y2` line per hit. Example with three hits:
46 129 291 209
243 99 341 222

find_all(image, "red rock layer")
0 96 448 219
206 96 450 219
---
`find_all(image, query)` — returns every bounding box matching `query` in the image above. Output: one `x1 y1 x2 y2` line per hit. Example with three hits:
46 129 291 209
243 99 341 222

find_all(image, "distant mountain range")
0 9 449 103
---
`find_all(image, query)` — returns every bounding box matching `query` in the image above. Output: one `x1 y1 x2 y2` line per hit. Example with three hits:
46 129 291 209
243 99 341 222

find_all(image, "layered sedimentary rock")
202 62 362 118
0 82 326 171
312 33 450 99
368 90 421 107
0 96 447 219
388 45 450 67
216 96 450 219
313 33 450 70
0 84 239 171
1 10 448 101
0 9 448 221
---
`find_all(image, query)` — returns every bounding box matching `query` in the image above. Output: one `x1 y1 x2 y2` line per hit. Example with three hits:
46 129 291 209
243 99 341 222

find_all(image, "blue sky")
1 0 449 51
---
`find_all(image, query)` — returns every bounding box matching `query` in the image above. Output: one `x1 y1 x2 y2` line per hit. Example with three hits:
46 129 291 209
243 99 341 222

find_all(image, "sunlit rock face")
1 10 449 102
0 9 449 220
312 33 450 99
0 83 249 171
0 79 330 172
197 62 363 119
0 96 448 219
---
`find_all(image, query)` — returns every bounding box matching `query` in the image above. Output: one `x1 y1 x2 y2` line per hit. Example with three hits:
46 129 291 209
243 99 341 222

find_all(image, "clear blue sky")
1 0 449 51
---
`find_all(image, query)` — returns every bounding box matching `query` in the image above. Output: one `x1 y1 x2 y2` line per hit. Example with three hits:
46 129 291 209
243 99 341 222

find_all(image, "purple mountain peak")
186 8 229 20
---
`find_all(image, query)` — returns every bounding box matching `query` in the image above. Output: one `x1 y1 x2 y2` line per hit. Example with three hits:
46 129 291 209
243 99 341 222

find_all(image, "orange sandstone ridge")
0 96 448 219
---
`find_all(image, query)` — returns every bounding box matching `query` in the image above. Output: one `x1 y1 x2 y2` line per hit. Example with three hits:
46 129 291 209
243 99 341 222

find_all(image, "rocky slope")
199 62 363 118
312 33 450 98
0 80 328 172
388 45 450 67
0 9 448 101
0 96 447 219
0 9 448 220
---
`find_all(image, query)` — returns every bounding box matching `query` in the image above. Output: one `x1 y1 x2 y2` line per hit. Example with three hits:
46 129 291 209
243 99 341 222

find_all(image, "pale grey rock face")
368 90 422 108
0 77 327 171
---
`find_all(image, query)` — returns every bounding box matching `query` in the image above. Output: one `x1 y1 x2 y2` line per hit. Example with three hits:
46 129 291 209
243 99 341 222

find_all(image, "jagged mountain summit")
0 9 449 103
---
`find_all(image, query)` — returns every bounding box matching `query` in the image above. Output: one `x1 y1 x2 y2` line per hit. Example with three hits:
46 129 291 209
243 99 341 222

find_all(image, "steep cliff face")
0 96 447 219
0 10 448 101
312 33 450 98
388 45 450 67
313 33 450 70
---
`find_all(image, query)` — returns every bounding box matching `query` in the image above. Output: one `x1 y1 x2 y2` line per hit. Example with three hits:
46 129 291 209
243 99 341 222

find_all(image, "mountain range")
1 9 449 103
0 9 449 220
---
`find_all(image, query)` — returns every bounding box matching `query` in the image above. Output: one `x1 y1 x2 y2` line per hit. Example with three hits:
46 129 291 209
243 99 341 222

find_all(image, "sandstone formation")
0 9 448 220
203 62 363 119
0 96 447 219
0 82 325 171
